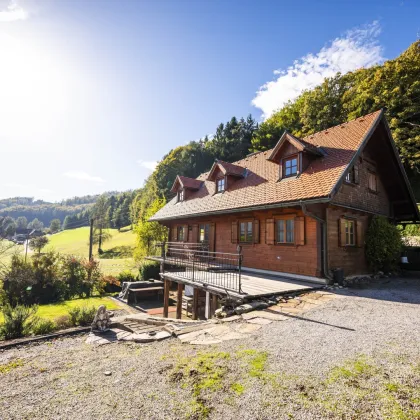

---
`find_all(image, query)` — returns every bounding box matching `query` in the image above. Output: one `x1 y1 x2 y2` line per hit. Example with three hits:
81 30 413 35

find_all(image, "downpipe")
300 202 333 282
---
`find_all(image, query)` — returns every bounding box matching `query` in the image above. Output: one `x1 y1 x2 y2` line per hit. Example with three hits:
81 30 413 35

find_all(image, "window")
177 226 185 242
199 224 210 242
368 172 377 192
276 218 294 243
216 177 225 193
284 157 298 177
344 219 355 246
239 221 253 243
346 167 355 183
178 189 184 202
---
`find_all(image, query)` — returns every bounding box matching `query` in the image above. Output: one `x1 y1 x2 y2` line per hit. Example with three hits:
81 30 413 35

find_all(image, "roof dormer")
170 175 203 202
268 131 324 179
207 160 246 193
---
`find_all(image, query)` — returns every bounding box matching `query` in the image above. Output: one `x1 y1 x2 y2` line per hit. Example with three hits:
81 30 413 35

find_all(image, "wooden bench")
128 286 164 304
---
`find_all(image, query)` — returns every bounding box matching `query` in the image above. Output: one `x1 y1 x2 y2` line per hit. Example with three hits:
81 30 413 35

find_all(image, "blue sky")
0 0 419 202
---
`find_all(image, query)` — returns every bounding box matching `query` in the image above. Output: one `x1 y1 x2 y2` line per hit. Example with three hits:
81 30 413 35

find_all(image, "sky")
0 0 419 203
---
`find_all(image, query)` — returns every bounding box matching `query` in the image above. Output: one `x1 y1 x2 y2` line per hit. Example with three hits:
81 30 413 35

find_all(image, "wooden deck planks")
163 271 320 298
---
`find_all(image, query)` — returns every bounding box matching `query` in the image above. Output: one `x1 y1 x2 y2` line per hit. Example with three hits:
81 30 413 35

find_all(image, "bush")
68 305 97 327
54 315 72 330
103 275 122 293
365 216 402 272
139 260 160 280
31 318 56 335
0 304 37 340
117 270 138 285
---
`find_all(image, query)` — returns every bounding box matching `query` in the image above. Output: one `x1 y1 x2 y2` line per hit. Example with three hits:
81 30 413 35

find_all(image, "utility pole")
24 232 29 262
88 218 94 260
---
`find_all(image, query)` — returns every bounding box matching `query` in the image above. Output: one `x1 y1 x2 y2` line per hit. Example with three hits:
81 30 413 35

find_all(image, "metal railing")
153 242 243 293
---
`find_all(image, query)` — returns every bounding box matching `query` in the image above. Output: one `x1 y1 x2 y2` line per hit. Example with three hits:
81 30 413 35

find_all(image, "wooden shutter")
253 219 260 243
339 218 346 246
191 224 198 243
354 164 360 184
172 226 177 242
183 225 188 242
231 221 238 244
294 216 305 245
266 218 275 245
279 162 283 180
209 223 215 252
356 220 364 247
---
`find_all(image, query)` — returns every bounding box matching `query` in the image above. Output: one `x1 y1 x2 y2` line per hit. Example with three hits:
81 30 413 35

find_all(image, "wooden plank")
205 292 210 319
176 282 183 319
211 294 218 318
163 279 170 318
192 288 199 320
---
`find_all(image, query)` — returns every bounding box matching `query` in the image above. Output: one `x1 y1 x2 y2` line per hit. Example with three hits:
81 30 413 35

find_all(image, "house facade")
150 110 419 280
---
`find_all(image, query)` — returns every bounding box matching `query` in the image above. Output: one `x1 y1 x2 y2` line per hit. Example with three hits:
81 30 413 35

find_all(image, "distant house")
13 228 31 243
150 110 419 280
29 229 45 238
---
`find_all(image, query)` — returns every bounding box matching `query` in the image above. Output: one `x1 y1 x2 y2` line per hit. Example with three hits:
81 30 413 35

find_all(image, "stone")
131 331 171 343
234 301 269 315
104 371 112 376
235 323 262 334
247 317 272 325
91 305 111 333
219 315 241 323
242 311 287 321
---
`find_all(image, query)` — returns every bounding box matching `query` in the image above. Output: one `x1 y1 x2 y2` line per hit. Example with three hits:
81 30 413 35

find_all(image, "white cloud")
63 171 105 183
0 0 28 22
138 160 158 172
252 21 384 119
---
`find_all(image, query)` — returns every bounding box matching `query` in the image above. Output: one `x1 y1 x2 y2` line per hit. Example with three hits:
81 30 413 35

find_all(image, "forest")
131 41 420 257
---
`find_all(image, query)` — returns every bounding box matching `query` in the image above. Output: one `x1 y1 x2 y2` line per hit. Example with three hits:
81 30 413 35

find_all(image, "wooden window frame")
238 220 253 244
177 189 184 202
275 216 295 245
199 223 210 243
177 225 185 242
368 171 378 193
342 218 356 247
282 154 298 178
345 165 359 185
216 177 225 193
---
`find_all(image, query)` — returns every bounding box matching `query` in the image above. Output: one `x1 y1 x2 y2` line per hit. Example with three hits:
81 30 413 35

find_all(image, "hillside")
47 227 137 276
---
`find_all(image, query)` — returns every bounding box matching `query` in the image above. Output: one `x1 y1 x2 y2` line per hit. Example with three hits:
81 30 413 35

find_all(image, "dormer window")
284 156 298 177
178 189 184 202
216 177 225 193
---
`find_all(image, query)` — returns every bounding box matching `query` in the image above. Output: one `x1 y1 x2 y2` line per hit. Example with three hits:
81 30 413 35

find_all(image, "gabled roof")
267 131 323 161
151 110 419 221
207 160 246 180
170 175 203 193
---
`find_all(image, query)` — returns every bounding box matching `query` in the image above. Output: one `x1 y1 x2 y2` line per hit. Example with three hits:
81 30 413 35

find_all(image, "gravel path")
1 277 420 419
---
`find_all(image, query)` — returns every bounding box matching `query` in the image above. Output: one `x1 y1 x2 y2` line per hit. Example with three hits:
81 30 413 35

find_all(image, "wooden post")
211 294 218 318
176 283 183 319
163 279 170 318
192 288 199 320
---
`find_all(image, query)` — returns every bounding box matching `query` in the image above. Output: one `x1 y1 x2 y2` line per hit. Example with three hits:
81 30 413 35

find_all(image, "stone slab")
246 317 272 325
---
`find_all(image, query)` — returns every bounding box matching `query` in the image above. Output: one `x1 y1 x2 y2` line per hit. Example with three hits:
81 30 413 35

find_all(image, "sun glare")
0 34 72 139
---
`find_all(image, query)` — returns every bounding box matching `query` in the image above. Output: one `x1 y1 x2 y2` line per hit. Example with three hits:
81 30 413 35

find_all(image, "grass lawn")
0 296 121 323
47 227 138 276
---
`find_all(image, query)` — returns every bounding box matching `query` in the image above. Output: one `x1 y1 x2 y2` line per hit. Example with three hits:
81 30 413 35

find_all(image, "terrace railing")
152 241 243 294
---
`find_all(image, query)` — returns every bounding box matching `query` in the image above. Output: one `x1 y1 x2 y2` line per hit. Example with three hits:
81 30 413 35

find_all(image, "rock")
247 317 272 325
104 371 112 376
234 301 269 315
91 305 111 333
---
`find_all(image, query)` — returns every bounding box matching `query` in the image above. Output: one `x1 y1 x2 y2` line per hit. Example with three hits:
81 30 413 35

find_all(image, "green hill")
47 227 137 276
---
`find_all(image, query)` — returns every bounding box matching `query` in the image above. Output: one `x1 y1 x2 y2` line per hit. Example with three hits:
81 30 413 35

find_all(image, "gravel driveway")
1 277 420 419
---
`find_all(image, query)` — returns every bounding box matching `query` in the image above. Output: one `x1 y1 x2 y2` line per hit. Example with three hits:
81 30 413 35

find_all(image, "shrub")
365 216 402 272
68 305 97 327
139 260 160 280
103 275 121 293
31 318 56 335
0 304 37 340
117 270 137 285
54 315 72 330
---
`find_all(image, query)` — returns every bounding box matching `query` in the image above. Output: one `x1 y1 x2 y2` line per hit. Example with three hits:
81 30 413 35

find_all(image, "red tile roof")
170 175 203 193
151 110 383 221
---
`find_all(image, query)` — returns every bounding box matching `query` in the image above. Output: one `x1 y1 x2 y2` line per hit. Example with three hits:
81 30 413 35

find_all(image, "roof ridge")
303 109 383 141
